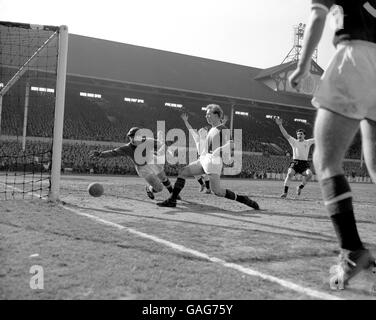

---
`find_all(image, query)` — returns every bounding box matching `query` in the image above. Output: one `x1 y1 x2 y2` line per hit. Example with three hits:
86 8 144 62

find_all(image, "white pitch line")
63 204 343 300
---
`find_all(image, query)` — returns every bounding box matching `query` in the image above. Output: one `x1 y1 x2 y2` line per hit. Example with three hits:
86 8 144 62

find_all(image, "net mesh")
0 22 59 200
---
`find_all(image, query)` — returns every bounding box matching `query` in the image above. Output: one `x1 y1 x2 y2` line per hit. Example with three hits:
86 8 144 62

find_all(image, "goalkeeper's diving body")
89 127 178 200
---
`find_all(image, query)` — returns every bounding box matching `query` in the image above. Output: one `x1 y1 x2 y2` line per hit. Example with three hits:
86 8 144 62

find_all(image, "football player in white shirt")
275 117 315 198
181 113 212 194
288 0 376 290
157 104 259 209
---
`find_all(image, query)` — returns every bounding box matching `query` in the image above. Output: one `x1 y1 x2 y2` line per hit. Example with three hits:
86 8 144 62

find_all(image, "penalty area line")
62 204 343 300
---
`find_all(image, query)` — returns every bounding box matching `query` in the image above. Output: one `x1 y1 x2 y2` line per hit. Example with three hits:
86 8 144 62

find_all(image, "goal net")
0 21 68 201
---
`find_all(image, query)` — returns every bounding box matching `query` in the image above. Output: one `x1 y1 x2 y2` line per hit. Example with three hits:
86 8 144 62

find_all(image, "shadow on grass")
63 199 340 244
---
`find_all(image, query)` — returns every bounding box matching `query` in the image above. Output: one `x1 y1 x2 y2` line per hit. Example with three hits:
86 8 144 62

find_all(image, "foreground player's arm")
289 1 330 90
275 118 291 141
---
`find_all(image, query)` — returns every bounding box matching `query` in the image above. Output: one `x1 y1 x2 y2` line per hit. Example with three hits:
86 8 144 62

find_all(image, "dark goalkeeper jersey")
99 139 160 167
312 0 376 46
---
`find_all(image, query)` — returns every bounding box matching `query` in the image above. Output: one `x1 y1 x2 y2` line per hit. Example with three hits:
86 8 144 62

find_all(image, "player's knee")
153 184 163 193
178 167 190 178
313 150 323 172
213 189 225 197
211 186 225 197
157 171 166 181
366 167 376 182
314 148 340 171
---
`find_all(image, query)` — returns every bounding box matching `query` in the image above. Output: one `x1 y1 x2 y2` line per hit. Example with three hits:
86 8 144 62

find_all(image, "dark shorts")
289 160 310 175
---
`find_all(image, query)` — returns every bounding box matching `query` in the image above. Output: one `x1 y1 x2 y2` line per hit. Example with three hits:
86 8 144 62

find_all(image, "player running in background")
157 104 259 210
288 0 376 290
89 127 178 201
275 117 315 198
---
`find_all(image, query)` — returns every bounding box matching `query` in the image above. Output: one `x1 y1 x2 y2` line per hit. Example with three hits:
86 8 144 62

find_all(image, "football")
87 182 104 197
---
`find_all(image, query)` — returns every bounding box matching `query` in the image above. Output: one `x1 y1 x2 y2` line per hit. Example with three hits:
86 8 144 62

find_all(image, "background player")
288 0 376 290
275 117 315 198
89 127 178 201
157 104 259 210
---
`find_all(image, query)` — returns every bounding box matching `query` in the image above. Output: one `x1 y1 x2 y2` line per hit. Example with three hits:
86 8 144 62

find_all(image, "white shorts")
312 40 376 121
199 153 223 175
135 163 164 179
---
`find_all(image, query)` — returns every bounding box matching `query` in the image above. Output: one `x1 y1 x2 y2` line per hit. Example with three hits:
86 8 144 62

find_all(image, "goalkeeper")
89 127 179 201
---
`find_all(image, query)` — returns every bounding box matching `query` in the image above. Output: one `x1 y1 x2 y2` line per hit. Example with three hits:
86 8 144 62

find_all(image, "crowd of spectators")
0 139 370 180
1 90 363 166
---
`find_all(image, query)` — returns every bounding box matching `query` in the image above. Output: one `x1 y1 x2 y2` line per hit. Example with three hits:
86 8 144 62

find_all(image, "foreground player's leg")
360 119 376 183
314 109 375 289
209 174 259 210
157 161 204 207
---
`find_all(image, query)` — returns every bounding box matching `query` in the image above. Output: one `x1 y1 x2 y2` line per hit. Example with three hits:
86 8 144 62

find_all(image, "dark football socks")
225 189 236 200
225 189 249 204
320 174 363 251
171 177 186 200
162 178 173 193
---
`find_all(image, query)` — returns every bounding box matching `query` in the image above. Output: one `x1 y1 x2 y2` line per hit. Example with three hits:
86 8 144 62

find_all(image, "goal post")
50 25 68 201
0 21 68 201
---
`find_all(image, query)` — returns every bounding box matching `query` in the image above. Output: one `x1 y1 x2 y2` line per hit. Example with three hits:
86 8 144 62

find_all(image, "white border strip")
64 205 343 300
324 192 352 206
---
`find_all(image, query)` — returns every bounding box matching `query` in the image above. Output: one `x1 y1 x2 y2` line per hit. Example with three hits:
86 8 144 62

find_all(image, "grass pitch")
1 175 375 299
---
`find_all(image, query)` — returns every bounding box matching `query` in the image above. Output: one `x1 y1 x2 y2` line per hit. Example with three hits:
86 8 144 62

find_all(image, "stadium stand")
0 33 366 179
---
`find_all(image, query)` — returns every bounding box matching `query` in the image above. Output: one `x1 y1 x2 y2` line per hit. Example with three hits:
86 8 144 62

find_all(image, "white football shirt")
287 137 315 160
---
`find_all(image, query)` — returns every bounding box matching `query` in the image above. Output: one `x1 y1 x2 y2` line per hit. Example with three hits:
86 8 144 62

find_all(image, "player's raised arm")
181 113 193 130
275 118 291 141
306 137 315 147
289 4 328 91
181 112 199 145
